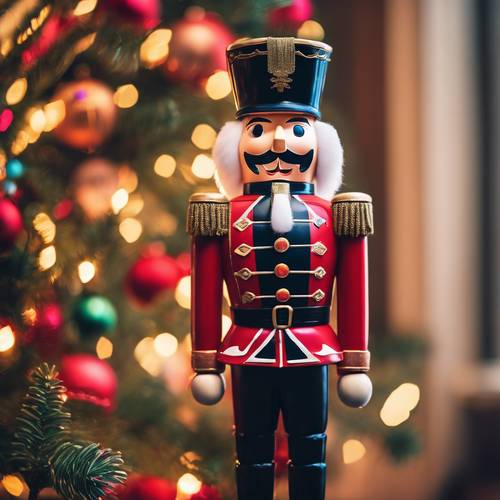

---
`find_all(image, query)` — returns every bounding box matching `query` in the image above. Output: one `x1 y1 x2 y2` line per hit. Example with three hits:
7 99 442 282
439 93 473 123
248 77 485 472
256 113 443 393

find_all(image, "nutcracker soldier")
187 37 374 500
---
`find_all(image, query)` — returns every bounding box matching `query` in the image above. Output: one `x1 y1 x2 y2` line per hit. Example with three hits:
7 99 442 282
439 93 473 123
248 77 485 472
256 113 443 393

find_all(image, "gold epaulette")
186 192 229 237
332 192 374 237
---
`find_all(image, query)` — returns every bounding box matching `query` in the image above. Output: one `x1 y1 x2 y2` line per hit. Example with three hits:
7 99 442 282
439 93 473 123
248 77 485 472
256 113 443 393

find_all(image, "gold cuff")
191 350 225 373
338 350 370 373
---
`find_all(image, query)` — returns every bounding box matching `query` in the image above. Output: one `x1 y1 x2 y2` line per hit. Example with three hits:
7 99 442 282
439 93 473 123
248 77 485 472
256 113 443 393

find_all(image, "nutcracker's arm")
187 192 229 374
332 192 374 375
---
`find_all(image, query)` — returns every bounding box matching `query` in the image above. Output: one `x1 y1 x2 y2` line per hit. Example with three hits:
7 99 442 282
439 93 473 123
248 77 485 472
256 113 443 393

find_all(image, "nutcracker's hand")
190 373 226 405
337 373 373 408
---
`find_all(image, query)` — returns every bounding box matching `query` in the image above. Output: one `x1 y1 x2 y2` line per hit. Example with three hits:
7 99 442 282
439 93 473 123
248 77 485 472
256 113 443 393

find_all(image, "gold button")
274 237 290 253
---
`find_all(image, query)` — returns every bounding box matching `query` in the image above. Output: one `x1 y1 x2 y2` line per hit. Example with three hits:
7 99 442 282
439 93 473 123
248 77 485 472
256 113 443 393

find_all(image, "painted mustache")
244 149 314 175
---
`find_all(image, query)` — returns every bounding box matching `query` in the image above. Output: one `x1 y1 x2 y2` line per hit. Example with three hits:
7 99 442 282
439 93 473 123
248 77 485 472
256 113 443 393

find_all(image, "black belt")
232 305 330 329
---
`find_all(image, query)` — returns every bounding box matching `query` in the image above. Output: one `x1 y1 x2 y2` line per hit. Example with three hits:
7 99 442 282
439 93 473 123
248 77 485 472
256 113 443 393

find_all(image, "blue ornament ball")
6 159 25 180
3 180 17 196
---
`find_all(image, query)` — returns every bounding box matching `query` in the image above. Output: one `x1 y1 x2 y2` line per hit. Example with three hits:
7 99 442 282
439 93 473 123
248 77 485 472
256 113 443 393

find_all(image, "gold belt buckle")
272 305 293 329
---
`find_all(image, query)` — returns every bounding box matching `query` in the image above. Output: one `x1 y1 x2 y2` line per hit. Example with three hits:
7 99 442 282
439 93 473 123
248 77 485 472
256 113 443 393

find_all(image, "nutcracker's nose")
272 125 286 153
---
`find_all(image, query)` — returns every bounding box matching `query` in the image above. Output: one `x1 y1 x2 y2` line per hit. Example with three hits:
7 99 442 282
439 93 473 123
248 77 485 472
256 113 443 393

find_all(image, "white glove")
190 373 226 406
337 373 373 408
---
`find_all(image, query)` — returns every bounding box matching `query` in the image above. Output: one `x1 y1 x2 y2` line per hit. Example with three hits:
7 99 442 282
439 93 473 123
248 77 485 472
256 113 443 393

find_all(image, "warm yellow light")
74 32 96 54
119 218 143 243
96 336 113 359
38 245 56 270
73 0 97 16
134 337 163 376
297 20 325 41
33 212 56 243
120 194 144 217
29 108 46 132
11 130 29 155
191 124 217 150
6 78 28 105
380 383 421 427
22 307 37 326
78 261 96 283
113 84 139 109
118 166 138 193
26 126 41 144
140 29 172 68
175 276 191 309
154 332 178 358
154 154 176 178
1 39 13 57
43 100 66 131
177 473 202 495
342 439 366 464
0 325 15 352
205 71 231 100
191 154 215 179
1 475 24 496
111 188 129 214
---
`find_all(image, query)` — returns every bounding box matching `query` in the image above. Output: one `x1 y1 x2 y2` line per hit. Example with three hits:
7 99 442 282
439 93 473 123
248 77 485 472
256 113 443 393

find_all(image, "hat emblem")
267 37 296 92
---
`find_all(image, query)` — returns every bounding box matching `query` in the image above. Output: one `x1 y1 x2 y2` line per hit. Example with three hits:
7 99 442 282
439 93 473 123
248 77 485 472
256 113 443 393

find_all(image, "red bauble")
117 475 177 500
268 0 313 30
125 247 181 306
52 79 117 150
59 354 117 410
101 0 161 30
191 484 221 500
30 303 64 356
164 8 234 86
0 198 23 252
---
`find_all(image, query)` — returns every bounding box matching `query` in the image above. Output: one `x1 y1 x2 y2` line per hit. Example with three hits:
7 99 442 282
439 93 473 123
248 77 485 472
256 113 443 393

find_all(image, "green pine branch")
8 363 127 499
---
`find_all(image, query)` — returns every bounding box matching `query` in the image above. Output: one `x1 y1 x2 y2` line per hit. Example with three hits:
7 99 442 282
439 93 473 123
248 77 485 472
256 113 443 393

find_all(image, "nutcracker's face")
239 113 318 185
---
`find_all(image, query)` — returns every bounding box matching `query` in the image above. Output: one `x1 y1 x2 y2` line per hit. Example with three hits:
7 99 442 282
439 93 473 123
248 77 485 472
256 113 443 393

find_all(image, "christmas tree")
0 1 424 498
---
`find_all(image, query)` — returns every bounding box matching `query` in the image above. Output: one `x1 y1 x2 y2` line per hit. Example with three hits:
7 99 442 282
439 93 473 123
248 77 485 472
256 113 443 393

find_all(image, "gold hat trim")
227 49 331 64
227 37 332 53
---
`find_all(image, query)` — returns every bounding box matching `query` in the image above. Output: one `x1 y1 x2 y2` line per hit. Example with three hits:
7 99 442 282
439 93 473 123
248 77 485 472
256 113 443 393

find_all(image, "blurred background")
0 0 498 499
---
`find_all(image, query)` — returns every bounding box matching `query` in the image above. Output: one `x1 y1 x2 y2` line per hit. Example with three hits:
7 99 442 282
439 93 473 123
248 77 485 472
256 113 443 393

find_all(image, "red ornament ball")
164 7 234 86
59 354 117 410
191 484 221 500
125 248 181 306
101 0 160 30
52 79 117 150
268 0 313 30
118 475 177 500
0 198 23 252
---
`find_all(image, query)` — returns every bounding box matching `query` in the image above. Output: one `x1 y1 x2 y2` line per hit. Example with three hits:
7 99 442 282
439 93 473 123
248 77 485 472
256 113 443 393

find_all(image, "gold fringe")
267 37 295 92
332 199 374 237
186 199 229 237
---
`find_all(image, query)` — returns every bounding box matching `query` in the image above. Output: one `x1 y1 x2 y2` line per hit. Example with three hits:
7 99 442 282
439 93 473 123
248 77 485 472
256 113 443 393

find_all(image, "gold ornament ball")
53 79 117 150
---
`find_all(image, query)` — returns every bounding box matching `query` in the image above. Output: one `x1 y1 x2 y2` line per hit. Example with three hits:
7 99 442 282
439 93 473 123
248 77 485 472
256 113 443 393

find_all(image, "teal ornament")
6 158 25 179
3 180 17 196
72 295 117 338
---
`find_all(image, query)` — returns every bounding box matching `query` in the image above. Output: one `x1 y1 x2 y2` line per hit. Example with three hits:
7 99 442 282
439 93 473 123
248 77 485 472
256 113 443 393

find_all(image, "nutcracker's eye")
293 124 305 137
251 124 264 137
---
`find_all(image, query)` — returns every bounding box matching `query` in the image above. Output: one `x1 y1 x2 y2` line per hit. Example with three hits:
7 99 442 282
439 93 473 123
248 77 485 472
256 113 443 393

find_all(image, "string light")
380 383 420 427
1 475 24 496
96 336 113 359
140 29 172 68
205 71 231 100
191 154 215 179
73 0 97 16
33 212 56 243
113 84 139 109
22 308 37 326
6 78 28 105
119 218 142 243
154 154 176 178
120 194 144 217
43 100 66 131
297 20 325 41
1 39 13 57
177 473 202 496
118 166 138 193
153 332 178 358
38 245 56 270
111 188 129 214
175 276 191 309
78 261 96 283
134 337 163 376
191 124 217 150
342 439 366 464
11 130 29 155
28 108 46 132
0 325 15 352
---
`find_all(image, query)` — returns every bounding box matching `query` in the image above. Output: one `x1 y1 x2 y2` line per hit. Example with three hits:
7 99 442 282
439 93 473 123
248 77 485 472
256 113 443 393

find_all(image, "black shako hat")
227 37 332 119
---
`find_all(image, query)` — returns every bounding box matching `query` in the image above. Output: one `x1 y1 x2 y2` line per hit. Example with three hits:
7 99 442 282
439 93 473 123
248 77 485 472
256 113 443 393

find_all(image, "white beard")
271 193 294 234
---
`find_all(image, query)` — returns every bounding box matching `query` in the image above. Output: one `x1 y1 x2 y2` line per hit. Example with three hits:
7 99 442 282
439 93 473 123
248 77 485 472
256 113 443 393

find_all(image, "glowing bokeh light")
96 336 113 359
119 218 143 243
73 0 97 16
113 84 139 109
78 261 96 283
33 212 56 243
140 29 172 68
6 78 28 105
380 383 421 427
297 20 325 41
1 475 24 496
191 154 215 179
177 473 202 495
205 71 231 100
39 245 56 270
0 325 15 352
175 276 191 309
191 124 217 150
154 333 178 358
342 439 366 464
111 188 129 214
154 154 176 178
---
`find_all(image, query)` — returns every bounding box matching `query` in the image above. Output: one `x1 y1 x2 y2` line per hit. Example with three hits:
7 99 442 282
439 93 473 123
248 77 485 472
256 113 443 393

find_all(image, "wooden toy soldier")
187 37 374 500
